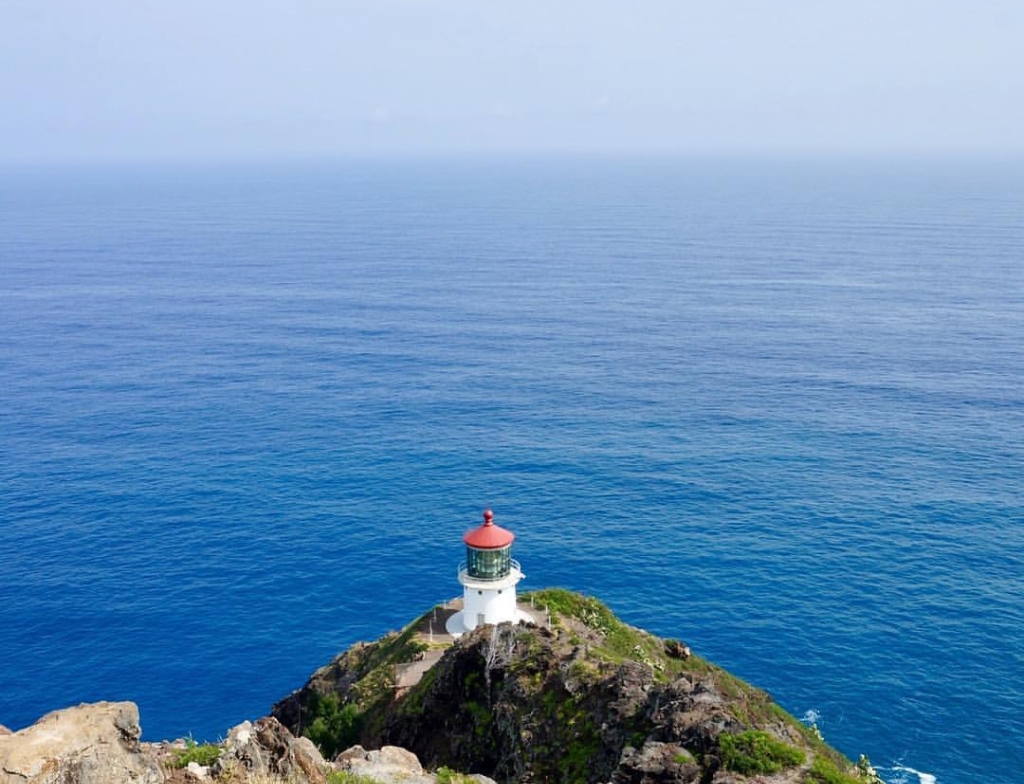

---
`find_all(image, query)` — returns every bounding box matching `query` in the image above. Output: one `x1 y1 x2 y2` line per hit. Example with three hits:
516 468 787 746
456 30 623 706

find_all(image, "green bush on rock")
805 754 870 784
719 730 805 775
171 738 221 769
303 692 364 759
435 766 475 784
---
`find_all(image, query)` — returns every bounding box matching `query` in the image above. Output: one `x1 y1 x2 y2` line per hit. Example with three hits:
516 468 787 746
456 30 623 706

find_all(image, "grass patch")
326 772 381 784
719 730 805 775
568 658 600 683
803 754 867 784
526 589 671 674
526 589 617 631
435 767 476 784
347 620 429 705
171 739 221 768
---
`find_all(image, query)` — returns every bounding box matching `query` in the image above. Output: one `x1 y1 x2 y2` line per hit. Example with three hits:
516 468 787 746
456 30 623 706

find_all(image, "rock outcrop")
273 589 874 784
211 716 330 783
336 746 499 784
336 745 432 784
0 701 162 784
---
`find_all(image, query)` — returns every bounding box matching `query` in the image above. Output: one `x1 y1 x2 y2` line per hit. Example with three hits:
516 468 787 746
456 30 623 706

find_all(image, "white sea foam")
891 765 937 784
801 708 821 725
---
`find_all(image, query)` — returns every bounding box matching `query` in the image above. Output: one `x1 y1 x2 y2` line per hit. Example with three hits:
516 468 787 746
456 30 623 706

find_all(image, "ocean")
1 156 1021 784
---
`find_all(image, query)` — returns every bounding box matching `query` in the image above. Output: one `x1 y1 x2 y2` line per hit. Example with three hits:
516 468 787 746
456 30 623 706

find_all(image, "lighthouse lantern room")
445 509 529 636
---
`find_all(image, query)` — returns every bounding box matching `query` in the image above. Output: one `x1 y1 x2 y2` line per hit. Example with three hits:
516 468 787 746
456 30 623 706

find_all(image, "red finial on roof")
464 508 515 549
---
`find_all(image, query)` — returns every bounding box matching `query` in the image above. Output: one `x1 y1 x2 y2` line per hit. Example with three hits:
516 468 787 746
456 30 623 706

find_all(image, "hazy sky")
3 0 1022 162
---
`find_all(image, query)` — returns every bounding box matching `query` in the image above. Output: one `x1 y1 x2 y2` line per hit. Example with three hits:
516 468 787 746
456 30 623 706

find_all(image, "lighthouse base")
444 606 537 638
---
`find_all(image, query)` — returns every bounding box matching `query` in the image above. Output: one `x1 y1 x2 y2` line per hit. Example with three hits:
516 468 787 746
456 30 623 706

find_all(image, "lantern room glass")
466 545 512 579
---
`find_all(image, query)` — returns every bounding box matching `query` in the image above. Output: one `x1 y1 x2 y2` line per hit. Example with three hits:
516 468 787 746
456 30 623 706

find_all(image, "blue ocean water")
1 157 1021 784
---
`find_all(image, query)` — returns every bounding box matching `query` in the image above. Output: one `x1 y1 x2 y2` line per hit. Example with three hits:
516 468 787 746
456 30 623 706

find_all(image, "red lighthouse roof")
463 509 515 549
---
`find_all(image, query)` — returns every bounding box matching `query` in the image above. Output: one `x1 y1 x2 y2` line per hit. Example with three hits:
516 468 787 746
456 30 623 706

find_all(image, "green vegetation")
303 611 434 755
788 716 872 783
326 772 380 784
805 754 868 784
560 726 602 784
171 738 221 768
525 589 674 676
507 659 604 784
523 589 835 783
719 730 805 775
346 623 429 705
540 691 601 783
856 755 885 783
710 668 807 731
303 692 364 759
528 589 617 633
463 699 492 738
435 766 475 784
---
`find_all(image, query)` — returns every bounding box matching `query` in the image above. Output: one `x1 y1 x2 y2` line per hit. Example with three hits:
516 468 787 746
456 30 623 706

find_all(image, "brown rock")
614 741 700 784
664 640 691 660
0 701 162 784
215 716 328 784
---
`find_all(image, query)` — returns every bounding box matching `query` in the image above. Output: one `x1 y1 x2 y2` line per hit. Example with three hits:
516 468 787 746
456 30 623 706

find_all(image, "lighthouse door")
477 613 486 627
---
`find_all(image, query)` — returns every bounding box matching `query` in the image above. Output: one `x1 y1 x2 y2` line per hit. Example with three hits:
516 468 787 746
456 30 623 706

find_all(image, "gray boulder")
335 746 496 784
336 745 432 783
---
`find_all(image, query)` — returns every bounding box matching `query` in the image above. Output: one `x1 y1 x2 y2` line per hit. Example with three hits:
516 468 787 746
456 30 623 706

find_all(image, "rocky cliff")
272 590 881 784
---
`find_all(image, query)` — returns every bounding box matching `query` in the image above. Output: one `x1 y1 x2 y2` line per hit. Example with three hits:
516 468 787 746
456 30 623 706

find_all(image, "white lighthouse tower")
445 509 530 636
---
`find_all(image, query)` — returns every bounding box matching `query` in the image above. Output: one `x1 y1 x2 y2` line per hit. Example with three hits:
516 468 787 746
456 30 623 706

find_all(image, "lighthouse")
445 509 530 636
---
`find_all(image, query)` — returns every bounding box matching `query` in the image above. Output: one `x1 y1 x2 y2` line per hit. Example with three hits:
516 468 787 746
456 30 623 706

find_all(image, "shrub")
435 766 475 783
719 730 805 775
171 738 221 768
303 692 364 759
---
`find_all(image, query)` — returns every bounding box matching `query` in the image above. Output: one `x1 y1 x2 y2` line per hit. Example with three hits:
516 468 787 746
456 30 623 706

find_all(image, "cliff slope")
273 590 880 784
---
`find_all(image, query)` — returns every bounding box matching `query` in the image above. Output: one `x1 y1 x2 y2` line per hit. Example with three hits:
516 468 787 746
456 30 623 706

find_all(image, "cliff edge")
272 589 881 784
